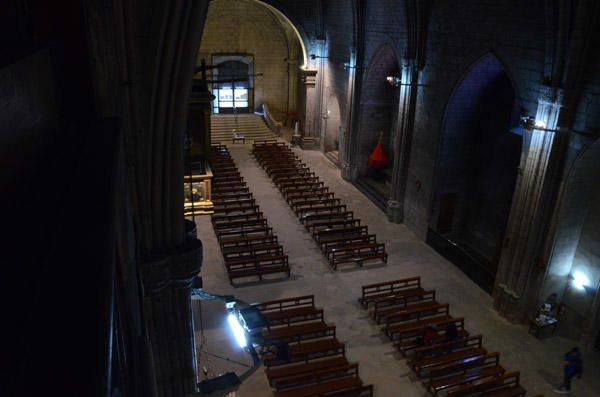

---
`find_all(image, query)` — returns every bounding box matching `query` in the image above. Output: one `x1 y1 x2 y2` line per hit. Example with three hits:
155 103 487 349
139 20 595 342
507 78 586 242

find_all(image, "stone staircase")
211 113 278 144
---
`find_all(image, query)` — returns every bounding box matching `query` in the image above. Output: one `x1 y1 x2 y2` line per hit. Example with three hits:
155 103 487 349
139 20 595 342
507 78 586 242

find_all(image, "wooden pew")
213 218 267 232
263 337 346 367
426 352 504 396
411 335 485 377
294 199 343 216
212 203 260 216
428 352 500 386
219 234 279 250
328 242 387 269
304 212 356 230
308 218 361 235
262 321 336 345
284 186 330 201
359 277 422 308
253 295 323 327
212 186 250 197
288 192 335 207
212 192 253 204
394 317 465 353
226 255 290 284
446 371 525 397
273 363 360 392
211 212 264 227
372 289 436 324
266 357 350 387
216 225 273 240
222 244 283 262
213 197 256 211
384 303 451 334
273 369 363 397
314 226 369 243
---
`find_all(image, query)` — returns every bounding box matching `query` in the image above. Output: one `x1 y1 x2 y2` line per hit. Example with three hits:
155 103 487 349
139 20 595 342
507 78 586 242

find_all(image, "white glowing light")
572 271 590 291
534 120 546 129
228 313 247 348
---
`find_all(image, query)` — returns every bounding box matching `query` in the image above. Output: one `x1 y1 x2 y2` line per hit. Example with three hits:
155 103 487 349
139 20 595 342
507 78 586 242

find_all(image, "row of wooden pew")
209 145 291 284
358 276 542 397
251 141 388 270
252 295 374 397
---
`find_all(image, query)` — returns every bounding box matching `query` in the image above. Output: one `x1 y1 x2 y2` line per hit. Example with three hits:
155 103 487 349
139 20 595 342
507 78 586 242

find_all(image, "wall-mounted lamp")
520 116 551 131
386 76 402 87
385 75 427 87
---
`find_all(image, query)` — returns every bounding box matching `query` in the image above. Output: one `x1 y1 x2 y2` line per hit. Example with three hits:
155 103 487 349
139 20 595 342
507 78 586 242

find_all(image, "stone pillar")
298 69 319 149
188 85 215 159
141 237 203 397
493 87 564 322
387 61 419 223
341 48 360 182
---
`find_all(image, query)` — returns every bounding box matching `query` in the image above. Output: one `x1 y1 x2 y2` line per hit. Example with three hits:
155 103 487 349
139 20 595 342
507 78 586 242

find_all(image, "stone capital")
141 237 203 295
538 85 565 107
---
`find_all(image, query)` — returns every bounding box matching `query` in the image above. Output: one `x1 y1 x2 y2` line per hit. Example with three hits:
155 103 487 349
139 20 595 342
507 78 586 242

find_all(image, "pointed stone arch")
428 52 522 292
353 43 402 208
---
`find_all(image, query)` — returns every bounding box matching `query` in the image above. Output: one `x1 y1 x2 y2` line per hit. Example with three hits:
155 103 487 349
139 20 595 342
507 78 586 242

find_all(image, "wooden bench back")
361 277 421 301
254 295 315 313
446 371 520 396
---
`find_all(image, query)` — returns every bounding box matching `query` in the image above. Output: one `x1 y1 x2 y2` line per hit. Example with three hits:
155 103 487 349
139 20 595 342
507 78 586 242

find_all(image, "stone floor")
193 141 600 397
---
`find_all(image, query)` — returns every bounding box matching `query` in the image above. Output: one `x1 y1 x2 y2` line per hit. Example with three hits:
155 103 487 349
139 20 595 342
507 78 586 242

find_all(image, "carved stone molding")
141 237 203 295
538 85 566 106
300 69 318 86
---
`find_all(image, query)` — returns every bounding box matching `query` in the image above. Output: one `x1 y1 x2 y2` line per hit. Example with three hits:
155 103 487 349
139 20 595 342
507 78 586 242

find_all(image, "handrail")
255 103 283 136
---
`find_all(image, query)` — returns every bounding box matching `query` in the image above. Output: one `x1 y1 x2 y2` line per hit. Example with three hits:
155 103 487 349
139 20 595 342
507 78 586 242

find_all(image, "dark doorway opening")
211 56 254 114
428 54 522 293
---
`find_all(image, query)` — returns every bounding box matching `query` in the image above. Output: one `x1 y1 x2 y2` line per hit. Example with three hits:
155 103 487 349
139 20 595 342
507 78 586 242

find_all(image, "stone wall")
199 0 303 123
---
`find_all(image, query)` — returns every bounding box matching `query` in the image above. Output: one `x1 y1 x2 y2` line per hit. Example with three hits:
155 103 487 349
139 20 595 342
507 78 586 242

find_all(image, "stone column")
141 237 203 397
298 69 319 149
341 48 360 182
493 87 565 322
387 61 419 223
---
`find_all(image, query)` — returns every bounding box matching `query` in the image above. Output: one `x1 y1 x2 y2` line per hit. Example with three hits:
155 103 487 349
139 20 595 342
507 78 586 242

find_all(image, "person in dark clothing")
554 347 583 394
444 322 459 342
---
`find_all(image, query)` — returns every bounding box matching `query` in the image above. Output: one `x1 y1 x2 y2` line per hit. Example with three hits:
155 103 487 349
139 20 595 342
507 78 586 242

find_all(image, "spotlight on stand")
190 276 269 396
571 271 591 291
227 313 248 348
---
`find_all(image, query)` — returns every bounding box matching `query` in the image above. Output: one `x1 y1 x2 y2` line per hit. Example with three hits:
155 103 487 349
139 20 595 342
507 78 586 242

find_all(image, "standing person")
553 347 583 394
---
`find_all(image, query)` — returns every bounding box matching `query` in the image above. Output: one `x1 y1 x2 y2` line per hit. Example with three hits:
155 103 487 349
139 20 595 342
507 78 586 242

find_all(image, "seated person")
444 322 459 342
416 325 438 347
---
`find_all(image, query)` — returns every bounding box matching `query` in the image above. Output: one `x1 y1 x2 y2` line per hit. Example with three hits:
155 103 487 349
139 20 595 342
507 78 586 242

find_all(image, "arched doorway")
323 90 342 161
428 54 522 292
355 44 401 208
211 56 253 114
199 0 307 123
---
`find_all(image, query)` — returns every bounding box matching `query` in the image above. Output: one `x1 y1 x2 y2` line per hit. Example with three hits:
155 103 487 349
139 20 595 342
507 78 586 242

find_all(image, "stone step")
211 114 277 142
